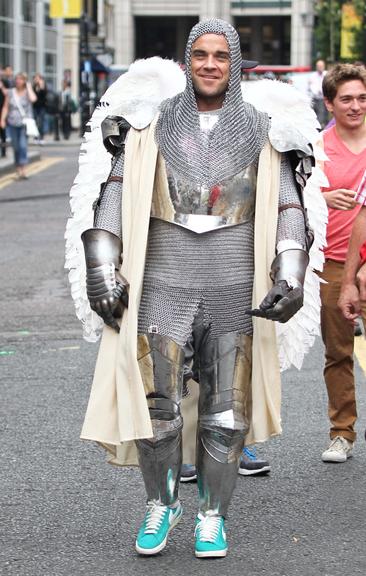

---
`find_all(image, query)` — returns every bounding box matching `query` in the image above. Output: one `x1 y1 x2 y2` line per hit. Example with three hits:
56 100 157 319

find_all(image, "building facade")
0 0 63 89
113 0 314 67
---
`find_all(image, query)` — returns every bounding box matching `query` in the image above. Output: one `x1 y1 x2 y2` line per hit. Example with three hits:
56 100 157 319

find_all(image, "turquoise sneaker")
135 500 182 555
194 513 228 558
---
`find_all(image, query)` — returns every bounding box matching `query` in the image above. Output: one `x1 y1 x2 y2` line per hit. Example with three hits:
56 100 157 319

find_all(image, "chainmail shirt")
94 153 123 238
155 18 270 188
94 18 306 346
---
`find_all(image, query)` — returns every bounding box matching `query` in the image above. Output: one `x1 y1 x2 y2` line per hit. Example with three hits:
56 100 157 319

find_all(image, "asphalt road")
1 144 366 576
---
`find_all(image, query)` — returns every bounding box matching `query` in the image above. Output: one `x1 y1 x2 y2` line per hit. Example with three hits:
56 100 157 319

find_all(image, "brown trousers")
320 259 366 442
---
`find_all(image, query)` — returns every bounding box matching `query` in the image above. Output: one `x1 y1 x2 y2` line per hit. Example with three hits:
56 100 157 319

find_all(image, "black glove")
247 279 303 323
246 249 309 324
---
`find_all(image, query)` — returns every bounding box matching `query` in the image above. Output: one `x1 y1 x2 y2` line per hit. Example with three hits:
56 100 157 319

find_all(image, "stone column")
220 0 233 24
199 0 220 19
114 0 134 64
56 18 64 94
14 0 22 72
36 0 44 74
291 0 314 66
199 0 233 23
63 23 80 102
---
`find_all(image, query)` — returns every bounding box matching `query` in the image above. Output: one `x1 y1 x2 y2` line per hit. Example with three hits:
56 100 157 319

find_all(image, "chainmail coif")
155 18 271 188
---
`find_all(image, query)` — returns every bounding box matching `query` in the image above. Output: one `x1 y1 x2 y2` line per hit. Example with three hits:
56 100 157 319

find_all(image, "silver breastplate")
151 161 258 234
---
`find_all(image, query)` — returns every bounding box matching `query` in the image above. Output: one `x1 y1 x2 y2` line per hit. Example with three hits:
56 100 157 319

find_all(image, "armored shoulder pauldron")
101 115 131 156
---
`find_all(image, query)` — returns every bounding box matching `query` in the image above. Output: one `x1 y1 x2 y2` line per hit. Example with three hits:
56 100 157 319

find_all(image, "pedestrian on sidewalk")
0 78 8 157
316 63 366 464
73 18 318 560
44 88 61 141
308 59 329 129
1 64 14 89
2 72 37 180
60 80 76 140
32 73 47 144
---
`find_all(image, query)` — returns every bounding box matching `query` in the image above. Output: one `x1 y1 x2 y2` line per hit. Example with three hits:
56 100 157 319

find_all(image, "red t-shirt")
322 126 366 262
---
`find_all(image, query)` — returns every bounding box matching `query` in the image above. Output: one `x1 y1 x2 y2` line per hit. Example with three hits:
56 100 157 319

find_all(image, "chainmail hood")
155 18 270 187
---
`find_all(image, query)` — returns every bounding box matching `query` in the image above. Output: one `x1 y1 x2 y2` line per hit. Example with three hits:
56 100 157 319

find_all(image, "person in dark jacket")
0 79 8 157
32 73 48 143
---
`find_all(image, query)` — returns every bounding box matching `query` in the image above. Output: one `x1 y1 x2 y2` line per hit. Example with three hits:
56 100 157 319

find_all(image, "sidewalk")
28 130 83 149
0 131 82 176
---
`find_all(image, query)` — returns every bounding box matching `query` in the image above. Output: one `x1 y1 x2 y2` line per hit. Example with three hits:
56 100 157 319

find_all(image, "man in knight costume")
76 19 317 558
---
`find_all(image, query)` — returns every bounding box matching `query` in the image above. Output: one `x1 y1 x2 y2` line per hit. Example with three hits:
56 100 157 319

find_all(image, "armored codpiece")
81 228 128 333
248 249 309 323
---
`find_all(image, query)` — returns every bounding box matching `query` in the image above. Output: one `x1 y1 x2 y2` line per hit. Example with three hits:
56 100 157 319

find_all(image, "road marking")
354 335 366 375
58 346 80 351
0 156 64 190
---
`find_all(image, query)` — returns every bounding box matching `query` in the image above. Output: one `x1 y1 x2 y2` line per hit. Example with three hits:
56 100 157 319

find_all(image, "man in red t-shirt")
319 63 366 463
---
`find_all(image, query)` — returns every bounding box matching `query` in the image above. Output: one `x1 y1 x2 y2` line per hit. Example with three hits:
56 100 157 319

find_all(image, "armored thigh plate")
198 332 253 436
137 333 185 437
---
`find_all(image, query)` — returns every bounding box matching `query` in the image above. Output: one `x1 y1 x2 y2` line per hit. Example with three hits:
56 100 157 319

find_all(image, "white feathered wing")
66 66 327 371
64 58 186 342
242 79 328 371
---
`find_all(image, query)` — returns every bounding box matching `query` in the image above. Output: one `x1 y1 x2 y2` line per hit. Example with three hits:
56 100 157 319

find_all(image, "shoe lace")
143 502 167 534
329 437 348 451
195 514 222 542
243 446 257 460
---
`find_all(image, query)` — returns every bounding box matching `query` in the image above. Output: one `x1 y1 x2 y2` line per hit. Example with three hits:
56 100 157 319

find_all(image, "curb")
0 151 42 177
28 139 82 148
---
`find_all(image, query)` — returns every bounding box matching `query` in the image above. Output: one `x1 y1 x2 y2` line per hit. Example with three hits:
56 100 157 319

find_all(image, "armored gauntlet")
81 228 128 332
248 249 309 323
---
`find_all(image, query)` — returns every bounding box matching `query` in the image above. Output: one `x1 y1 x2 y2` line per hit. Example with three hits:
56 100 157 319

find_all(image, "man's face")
316 60 325 73
325 79 366 129
190 33 230 109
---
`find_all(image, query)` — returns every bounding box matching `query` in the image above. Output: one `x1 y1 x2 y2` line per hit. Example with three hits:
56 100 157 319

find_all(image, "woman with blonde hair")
1 72 37 179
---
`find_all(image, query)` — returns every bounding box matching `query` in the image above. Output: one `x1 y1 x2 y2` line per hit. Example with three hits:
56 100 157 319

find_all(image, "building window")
237 24 251 55
45 52 57 89
0 19 13 44
22 49 36 77
22 0 36 23
44 2 54 27
0 46 12 67
0 0 13 18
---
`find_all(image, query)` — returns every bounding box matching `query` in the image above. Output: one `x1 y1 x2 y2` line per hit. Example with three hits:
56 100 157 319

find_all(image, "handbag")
22 117 40 138
12 88 40 138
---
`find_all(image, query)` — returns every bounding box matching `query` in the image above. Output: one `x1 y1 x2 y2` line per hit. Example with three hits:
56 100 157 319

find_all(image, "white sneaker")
321 436 353 463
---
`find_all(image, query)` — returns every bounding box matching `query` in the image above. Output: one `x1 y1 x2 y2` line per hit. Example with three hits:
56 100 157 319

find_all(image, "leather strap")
278 202 305 214
107 175 123 184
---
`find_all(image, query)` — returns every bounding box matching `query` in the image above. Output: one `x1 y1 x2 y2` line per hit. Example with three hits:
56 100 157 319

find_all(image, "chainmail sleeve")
93 152 124 239
276 153 306 250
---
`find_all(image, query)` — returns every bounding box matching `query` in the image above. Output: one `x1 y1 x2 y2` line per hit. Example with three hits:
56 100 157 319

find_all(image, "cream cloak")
80 118 282 465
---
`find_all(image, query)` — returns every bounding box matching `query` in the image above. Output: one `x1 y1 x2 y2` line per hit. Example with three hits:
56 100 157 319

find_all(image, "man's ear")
324 98 333 113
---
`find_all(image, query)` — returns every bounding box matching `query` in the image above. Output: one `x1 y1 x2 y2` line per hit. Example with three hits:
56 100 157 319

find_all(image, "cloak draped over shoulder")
80 118 282 465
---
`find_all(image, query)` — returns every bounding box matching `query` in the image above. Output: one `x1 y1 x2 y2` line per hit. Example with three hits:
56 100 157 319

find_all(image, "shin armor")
136 333 185 506
196 331 252 517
